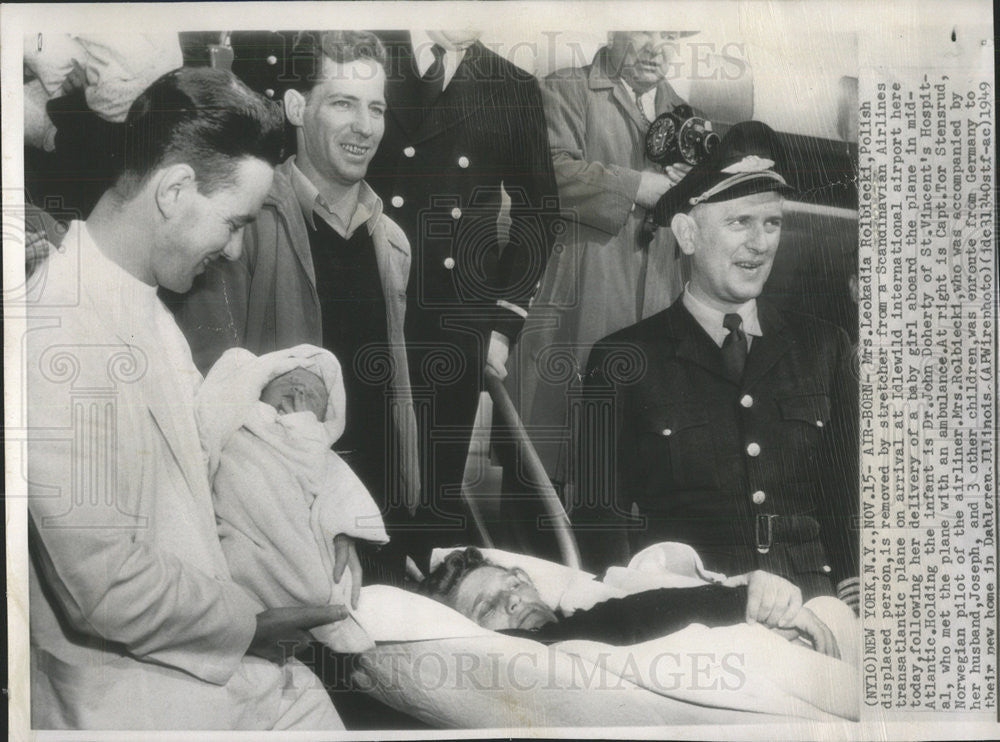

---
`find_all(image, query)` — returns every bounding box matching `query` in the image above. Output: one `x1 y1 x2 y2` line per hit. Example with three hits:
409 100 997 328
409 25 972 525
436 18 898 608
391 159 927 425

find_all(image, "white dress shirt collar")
411 30 466 91
682 284 762 348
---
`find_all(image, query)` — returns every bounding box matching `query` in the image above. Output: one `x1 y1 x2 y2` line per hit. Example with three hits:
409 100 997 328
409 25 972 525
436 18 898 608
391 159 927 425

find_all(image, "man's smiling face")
681 191 784 311
153 157 272 293
297 56 387 187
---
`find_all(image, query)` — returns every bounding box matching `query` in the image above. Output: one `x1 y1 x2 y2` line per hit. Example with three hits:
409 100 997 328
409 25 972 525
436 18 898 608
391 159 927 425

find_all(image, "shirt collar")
682 284 762 348
616 75 658 122
618 76 657 104
410 30 466 89
289 157 383 238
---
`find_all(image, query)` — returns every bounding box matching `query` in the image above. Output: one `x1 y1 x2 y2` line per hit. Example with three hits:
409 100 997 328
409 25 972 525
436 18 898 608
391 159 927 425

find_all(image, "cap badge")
722 156 775 174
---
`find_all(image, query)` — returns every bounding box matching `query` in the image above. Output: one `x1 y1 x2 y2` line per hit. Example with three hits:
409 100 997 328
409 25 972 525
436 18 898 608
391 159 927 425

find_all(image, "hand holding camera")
646 104 720 167
637 104 716 211
635 165 692 209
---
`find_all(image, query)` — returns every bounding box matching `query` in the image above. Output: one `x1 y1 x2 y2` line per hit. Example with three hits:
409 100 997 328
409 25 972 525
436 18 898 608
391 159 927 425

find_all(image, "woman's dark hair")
422 547 493 599
117 66 285 197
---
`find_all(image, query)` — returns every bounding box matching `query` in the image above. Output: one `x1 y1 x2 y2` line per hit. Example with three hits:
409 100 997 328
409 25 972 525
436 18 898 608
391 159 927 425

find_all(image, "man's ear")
284 88 306 127
153 163 197 219
671 212 698 256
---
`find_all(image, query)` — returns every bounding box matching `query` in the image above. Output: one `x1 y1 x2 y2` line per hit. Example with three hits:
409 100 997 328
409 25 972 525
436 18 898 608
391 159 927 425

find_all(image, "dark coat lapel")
383 32 425 136
742 300 792 391
659 301 732 383
409 41 505 144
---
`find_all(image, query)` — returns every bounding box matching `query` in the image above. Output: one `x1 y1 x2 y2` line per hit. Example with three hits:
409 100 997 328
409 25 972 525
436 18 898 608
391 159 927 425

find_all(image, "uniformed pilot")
578 121 860 608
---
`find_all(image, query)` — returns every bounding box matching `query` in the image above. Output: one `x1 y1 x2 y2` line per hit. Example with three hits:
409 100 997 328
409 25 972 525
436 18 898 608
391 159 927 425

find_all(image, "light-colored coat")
26 223 336 729
511 47 688 481
169 158 420 509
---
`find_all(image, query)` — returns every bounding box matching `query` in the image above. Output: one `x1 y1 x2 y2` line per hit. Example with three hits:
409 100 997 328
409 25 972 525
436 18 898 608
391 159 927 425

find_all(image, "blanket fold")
198 345 389 653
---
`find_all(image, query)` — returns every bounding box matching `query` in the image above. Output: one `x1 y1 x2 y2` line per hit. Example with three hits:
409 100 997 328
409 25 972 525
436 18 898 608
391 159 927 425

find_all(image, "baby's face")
260 368 328 420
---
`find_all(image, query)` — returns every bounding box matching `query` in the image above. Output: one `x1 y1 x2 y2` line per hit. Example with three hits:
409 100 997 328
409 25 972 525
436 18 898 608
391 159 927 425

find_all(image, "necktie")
634 90 652 127
420 43 446 108
721 313 748 381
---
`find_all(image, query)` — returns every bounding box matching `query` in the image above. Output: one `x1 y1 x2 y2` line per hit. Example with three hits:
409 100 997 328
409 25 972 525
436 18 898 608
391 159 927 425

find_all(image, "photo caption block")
858 68 996 715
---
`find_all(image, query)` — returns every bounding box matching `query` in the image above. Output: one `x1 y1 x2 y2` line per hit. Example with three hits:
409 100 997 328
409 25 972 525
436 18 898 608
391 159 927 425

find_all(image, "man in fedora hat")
576 121 859 608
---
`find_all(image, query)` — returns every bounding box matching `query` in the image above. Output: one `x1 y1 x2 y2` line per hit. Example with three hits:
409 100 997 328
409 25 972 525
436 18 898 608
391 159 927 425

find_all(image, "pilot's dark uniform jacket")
572 120 859 603
579 299 858 601
367 32 559 566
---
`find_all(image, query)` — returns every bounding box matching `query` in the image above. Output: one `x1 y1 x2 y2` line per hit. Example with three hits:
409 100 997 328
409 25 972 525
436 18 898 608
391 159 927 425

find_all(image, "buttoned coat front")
368 33 558 346
365 33 558 560
577 299 859 600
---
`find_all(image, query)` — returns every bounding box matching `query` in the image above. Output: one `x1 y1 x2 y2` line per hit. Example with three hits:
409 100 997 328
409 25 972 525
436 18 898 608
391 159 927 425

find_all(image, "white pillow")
352 585 493 642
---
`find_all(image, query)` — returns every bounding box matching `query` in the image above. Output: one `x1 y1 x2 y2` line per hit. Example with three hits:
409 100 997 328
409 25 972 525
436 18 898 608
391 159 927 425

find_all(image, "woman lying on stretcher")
423 547 840 657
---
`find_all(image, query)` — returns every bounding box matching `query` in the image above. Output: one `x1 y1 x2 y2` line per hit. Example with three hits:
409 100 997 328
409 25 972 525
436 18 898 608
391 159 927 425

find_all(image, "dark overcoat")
366 33 559 561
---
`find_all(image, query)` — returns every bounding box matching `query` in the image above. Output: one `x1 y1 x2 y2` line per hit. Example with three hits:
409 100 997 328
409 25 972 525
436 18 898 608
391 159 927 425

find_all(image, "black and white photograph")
2 1 995 739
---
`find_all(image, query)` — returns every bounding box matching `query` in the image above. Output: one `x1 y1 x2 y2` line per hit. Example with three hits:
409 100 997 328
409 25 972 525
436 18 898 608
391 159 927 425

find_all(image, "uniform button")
751 490 766 505
267 55 278 65
391 196 404 208
821 565 832 574
661 428 672 437
264 88 275 98
746 442 761 457
458 156 470 168
816 420 825 428
451 207 462 219
443 257 456 270
740 394 754 408
403 146 416 158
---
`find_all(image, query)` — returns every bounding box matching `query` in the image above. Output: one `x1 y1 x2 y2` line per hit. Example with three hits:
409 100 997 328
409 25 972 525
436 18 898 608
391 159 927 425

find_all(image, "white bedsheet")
351 545 861 726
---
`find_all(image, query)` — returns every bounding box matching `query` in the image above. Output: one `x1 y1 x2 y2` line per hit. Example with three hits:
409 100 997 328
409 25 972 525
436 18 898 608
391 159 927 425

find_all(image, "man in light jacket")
27 67 345 730
166 32 420 583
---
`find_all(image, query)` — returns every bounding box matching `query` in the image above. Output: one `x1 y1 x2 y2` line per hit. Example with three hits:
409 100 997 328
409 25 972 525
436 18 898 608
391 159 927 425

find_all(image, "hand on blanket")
248 605 348 663
723 570 802 628
333 534 363 608
770 607 841 659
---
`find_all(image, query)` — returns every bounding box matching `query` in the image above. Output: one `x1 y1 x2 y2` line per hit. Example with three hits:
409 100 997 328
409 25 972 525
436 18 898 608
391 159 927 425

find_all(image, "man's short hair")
286 30 387 96
422 547 492 600
118 66 284 197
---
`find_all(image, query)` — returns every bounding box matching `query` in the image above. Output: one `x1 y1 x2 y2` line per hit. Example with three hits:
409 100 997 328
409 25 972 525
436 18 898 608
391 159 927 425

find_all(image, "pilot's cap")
653 120 795 225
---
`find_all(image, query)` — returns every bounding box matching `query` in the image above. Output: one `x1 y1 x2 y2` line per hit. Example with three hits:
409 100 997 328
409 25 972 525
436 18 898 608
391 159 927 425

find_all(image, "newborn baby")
197 344 388 653
260 367 330 420
424 547 839 656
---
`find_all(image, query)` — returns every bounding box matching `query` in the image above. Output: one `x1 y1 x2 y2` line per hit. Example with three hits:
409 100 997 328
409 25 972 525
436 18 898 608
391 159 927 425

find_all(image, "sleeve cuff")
836 576 860 613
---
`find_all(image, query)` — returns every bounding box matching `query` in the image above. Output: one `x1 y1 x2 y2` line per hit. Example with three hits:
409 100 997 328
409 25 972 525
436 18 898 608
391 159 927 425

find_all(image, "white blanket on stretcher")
352 543 859 722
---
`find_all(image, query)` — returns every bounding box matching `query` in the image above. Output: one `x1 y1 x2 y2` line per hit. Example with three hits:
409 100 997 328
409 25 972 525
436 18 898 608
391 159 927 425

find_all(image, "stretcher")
341 372 860 728
347 546 860 728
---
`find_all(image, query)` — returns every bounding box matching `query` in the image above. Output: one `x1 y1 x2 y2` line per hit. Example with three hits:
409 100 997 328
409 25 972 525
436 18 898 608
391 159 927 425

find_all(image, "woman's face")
450 565 558 631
